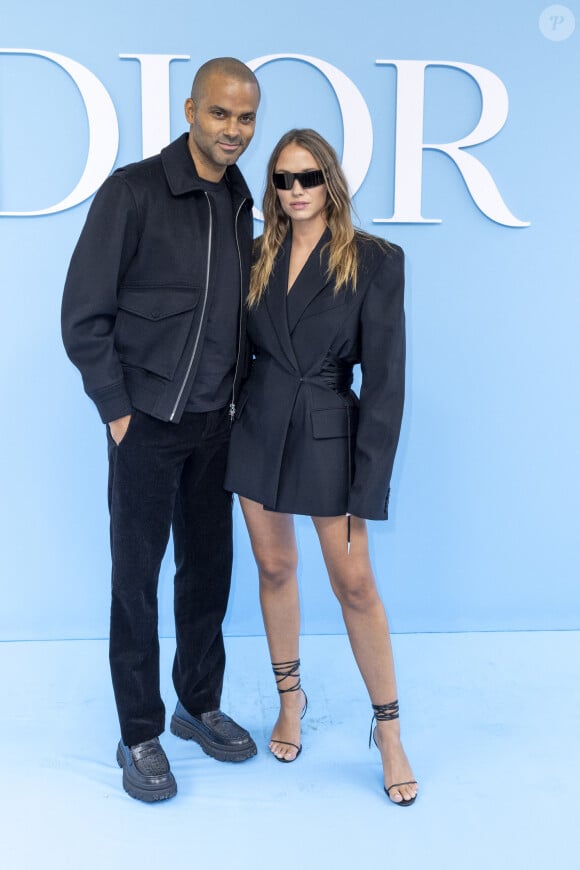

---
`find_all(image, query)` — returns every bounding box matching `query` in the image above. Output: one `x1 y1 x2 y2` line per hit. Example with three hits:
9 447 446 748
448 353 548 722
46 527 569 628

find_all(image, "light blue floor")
1 631 578 869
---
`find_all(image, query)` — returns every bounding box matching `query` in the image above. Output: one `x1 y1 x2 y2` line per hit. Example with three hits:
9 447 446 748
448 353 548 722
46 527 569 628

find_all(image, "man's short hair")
190 57 260 103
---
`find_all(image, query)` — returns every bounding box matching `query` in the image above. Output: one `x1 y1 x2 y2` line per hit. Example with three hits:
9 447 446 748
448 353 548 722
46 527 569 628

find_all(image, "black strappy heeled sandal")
370 699 417 807
270 658 308 763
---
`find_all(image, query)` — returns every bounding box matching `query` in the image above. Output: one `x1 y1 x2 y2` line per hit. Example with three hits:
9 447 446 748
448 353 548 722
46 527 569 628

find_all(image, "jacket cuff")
347 487 390 522
87 381 133 424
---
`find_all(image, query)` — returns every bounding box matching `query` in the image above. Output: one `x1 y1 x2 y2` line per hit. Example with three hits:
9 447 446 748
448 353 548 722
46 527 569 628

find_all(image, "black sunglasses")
273 169 325 190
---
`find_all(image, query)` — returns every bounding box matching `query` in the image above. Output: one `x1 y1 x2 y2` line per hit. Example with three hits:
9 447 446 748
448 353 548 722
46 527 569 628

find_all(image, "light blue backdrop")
1 0 578 639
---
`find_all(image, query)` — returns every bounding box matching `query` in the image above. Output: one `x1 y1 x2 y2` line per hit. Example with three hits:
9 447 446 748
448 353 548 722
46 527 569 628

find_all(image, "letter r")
374 59 530 227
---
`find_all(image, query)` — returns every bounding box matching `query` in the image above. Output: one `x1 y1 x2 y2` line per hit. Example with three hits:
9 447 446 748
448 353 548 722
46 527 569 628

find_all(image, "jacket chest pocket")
115 284 201 380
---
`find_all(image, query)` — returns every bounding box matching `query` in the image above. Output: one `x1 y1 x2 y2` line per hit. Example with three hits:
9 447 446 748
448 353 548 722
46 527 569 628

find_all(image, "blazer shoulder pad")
355 232 403 279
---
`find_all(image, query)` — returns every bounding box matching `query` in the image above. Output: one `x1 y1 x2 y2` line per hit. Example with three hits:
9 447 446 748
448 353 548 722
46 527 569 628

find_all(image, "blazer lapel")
264 234 299 372
286 227 333 333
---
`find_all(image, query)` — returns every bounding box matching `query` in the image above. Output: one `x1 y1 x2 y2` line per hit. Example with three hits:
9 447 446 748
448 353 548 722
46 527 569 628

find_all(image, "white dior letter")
246 53 373 221
0 49 119 216
374 59 530 227
119 54 190 158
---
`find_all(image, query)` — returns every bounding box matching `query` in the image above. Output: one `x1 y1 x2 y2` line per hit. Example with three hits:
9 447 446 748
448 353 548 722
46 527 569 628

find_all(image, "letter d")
0 49 118 216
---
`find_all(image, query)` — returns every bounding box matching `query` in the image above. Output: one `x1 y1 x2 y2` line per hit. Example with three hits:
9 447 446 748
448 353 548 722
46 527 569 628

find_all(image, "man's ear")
184 98 195 124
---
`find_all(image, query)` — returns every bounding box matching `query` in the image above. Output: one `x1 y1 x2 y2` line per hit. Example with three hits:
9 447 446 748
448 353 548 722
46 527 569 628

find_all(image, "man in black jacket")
62 57 261 802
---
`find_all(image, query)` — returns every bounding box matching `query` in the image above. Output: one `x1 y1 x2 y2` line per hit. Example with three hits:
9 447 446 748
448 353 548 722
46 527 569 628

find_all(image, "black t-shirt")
186 176 240 412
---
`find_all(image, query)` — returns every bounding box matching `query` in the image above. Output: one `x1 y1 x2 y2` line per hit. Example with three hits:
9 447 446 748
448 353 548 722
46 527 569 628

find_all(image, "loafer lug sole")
170 714 257 763
116 744 177 802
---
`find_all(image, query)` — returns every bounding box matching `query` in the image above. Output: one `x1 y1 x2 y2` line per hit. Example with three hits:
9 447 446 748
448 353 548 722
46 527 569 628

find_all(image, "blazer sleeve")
61 175 139 423
347 244 406 520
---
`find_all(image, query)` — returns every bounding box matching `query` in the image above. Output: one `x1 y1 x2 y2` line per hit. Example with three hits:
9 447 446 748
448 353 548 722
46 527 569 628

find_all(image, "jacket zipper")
229 197 246 422
169 192 213 421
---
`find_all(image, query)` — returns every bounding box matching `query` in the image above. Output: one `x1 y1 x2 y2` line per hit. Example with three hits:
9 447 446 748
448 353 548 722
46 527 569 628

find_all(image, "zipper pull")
229 402 236 422
346 513 351 555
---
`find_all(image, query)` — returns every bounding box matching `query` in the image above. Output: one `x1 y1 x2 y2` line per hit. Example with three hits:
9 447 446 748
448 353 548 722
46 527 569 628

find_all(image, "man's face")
185 73 259 181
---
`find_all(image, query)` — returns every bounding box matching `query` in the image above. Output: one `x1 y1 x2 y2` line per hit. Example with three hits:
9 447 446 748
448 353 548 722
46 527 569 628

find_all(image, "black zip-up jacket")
61 133 254 424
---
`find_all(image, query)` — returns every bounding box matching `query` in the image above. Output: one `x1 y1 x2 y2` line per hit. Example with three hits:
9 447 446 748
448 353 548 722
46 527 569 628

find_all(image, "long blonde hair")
249 129 363 307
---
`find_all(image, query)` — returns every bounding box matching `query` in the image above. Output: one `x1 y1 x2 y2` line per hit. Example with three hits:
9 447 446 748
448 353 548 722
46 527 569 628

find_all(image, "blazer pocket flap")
311 407 353 439
118 285 200 320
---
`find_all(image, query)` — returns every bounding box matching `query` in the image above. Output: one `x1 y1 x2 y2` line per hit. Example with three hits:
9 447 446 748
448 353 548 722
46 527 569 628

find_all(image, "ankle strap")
272 658 302 695
372 700 399 721
369 699 399 747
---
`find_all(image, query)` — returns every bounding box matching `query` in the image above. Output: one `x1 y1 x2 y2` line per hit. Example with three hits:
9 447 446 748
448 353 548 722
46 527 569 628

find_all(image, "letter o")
246 54 373 221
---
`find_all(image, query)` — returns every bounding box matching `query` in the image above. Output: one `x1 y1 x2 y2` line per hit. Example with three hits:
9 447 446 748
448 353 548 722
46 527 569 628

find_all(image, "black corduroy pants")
107 407 233 747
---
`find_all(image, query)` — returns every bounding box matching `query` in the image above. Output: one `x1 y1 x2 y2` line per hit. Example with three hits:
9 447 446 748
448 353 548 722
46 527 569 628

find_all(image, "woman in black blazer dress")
225 129 417 806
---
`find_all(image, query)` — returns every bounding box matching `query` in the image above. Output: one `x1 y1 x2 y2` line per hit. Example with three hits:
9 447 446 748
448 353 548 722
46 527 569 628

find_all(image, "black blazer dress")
224 228 405 521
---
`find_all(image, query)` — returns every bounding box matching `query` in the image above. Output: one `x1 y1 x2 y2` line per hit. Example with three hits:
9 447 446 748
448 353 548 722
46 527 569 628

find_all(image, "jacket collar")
160 133 253 204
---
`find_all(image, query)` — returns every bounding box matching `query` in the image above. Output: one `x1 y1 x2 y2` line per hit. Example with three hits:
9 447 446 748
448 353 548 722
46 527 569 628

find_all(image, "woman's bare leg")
239 497 306 761
312 514 418 803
